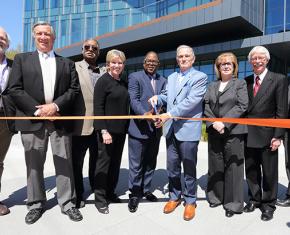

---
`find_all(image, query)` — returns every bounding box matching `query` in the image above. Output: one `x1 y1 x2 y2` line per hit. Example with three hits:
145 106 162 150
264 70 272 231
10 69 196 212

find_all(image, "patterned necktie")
151 77 156 94
253 76 260 97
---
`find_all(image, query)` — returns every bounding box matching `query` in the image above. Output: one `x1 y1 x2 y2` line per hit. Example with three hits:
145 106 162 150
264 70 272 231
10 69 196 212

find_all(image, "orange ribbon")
0 115 289 128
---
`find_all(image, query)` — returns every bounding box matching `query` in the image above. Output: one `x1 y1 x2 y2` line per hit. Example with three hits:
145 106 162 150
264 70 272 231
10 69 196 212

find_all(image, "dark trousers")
284 130 290 196
166 133 198 205
0 111 13 192
72 131 98 200
207 133 244 213
128 134 160 197
94 132 126 207
245 146 278 212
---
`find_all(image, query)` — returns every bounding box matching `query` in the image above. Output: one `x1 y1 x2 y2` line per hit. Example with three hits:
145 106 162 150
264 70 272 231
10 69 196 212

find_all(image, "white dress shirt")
38 50 56 104
0 57 9 108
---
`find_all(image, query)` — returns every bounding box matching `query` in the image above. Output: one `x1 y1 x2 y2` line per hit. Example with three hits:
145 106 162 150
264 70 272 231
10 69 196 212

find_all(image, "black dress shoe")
107 194 121 203
128 197 139 213
25 208 44 224
261 210 273 221
63 208 83 222
225 210 234 217
144 192 158 202
0 202 10 216
276 197 290 207
209 203 222 208
95 204 109 214
243 203 257 213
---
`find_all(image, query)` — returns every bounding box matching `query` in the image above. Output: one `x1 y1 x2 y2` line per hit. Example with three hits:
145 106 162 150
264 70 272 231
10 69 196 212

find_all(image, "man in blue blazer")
150 45 207 221
127 51 167 212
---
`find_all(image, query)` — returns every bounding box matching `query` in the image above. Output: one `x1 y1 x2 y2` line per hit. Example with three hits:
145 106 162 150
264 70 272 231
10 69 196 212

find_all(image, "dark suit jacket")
1 58 17 133
245 70 288 148
128 70 167 139
8 51 80 133
204 78 248 135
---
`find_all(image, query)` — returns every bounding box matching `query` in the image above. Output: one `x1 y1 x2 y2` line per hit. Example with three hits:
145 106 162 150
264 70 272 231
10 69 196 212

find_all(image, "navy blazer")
128 70 167 139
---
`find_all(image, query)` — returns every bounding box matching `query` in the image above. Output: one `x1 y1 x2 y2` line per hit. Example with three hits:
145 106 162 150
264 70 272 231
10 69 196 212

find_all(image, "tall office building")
23 0 290 80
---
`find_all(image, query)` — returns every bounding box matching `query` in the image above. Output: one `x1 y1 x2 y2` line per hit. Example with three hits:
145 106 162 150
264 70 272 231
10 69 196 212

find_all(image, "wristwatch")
101 129 108 134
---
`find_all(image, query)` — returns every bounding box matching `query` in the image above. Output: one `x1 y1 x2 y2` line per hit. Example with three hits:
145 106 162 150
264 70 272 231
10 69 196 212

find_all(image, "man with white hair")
243 46 288 221
0 26 13 216
150 45 207 221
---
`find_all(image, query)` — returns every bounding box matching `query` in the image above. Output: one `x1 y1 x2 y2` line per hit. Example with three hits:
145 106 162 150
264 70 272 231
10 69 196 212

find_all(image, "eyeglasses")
84 45 99 52
144 60 159 65
219 62 233 68
250 56 267 62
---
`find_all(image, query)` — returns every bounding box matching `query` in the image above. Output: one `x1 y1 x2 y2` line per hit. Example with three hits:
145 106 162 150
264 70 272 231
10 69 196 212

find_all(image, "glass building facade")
23 0 290 79
23 0 214 52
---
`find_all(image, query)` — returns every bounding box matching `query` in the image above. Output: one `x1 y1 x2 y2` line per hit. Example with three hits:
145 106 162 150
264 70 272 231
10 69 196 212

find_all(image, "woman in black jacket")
204 52 248 217
93 49 129 214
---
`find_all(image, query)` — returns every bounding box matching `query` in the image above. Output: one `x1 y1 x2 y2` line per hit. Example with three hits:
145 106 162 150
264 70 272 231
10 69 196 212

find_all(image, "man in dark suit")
72 39 106 208
243 46 288 221
127 51 167 212
277 80 290 207
0 26 14 216
8 22 82 224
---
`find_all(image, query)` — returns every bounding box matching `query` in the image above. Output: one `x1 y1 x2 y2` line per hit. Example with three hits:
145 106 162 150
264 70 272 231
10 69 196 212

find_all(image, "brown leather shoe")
183 204 196 221
0 202 10 216
163 200 181 214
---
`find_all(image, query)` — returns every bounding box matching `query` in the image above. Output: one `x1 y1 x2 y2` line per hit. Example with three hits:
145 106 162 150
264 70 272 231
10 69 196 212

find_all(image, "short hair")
106 49 126 63
214 52 239 79
83 38 100 50
176 45 195 58
0 26 11 47
143 51 159 63
32 21 55 38
247 46 270 62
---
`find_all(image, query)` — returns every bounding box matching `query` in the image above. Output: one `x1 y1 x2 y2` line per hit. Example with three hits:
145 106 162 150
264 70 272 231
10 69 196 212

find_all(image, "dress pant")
166 133 198 205
245 146 278 212
206 133 244 213
128 134 160 197
284 130 290 196
21 122 75 211
72 131 98 200
0 110 13 192
94 132 126 207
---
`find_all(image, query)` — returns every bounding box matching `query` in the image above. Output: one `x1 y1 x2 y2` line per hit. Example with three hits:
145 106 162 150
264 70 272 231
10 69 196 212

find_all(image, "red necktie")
253 76 260 97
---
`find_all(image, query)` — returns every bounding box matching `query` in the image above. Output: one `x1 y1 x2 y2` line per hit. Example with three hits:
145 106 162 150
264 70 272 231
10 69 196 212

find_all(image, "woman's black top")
93 72 129 134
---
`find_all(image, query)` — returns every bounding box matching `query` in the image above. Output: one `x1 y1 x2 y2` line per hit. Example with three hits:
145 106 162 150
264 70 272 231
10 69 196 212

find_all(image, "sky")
0 0 23 50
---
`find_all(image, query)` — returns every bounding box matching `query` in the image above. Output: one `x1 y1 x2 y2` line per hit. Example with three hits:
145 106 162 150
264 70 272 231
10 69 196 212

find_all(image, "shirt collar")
254 68 268 83
37 50 54 58
179 67 192 77
0 57 7 68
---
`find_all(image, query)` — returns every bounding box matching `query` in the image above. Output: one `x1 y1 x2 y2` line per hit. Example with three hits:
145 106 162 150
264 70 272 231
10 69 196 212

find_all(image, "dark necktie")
88 65 100 74
253 76 260 97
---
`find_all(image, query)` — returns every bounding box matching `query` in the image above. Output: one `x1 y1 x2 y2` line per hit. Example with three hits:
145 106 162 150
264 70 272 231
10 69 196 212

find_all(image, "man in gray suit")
8 22 82 224
72 39 106 208
127 51 167 212
0 26 13 216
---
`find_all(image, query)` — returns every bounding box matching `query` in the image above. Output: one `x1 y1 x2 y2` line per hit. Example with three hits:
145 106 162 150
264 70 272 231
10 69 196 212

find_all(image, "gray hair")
248 46 270 62
0 26 11 47
32 21 55 38
176 45 195 57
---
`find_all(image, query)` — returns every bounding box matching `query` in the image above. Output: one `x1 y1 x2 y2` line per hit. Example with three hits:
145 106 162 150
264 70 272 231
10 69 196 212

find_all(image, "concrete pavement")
1 134 290 235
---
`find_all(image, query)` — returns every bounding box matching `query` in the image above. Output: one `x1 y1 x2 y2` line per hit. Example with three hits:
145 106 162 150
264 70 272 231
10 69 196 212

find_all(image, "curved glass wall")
24 0 214 52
